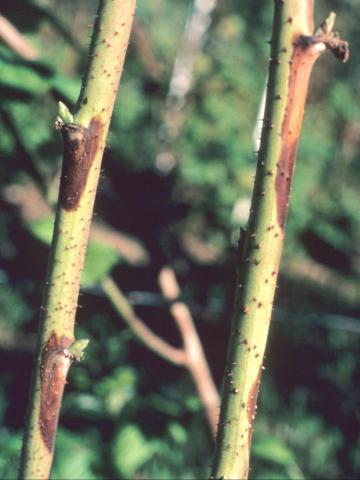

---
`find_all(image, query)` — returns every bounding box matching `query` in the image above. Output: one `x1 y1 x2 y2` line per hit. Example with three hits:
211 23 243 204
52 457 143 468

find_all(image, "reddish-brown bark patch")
60 116 102 211
246 367 262 447
39 333 73 452
275 28 348 230
275 43 319 230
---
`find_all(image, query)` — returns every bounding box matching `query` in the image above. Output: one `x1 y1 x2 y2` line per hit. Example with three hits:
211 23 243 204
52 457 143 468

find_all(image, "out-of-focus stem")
101 276 186 366
0 14 38 60
159 266 220 437
103 268 220 437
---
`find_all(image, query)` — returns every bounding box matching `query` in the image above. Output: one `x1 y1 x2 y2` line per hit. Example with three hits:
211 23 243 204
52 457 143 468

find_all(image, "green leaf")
253 436 296 467
28 216 121 287
52 74 81 103
112 424 154 477
52 429 100 480
0 429 22 479
82 241 120 288
28 216 54 244
96 366 137 416
6 100 54 158
167 422 187 444
0 283 31 327
0 53 51 97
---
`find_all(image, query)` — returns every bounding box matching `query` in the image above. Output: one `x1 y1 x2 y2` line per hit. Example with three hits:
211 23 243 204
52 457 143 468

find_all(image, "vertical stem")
19 1 136 479
211 1 348 479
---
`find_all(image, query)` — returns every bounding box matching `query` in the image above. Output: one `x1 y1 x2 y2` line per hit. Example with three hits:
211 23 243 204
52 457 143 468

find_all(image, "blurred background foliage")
0 0 359 478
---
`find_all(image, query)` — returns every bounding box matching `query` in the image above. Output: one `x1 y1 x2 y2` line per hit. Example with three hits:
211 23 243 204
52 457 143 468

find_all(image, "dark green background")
0 0 359 478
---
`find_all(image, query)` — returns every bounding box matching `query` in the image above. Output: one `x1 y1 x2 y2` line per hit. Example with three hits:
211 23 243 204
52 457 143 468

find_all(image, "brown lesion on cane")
39 332 73 452
59 116 103 211
246 367 262 447
275 137 297 231
274 45 304 231
275 23 348 231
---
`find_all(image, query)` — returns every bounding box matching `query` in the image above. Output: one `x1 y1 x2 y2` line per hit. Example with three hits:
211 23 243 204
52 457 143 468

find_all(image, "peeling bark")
275 42 318 230
39 333 73 452
275 28 348 230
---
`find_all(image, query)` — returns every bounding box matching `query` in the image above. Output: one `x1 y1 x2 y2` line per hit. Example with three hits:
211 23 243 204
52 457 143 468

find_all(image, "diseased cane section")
275 44 318 230
211 2 349 478
39 333 73 452
59 117 103 211
245 367 261 447
275 31 348 231
19 1 136 477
